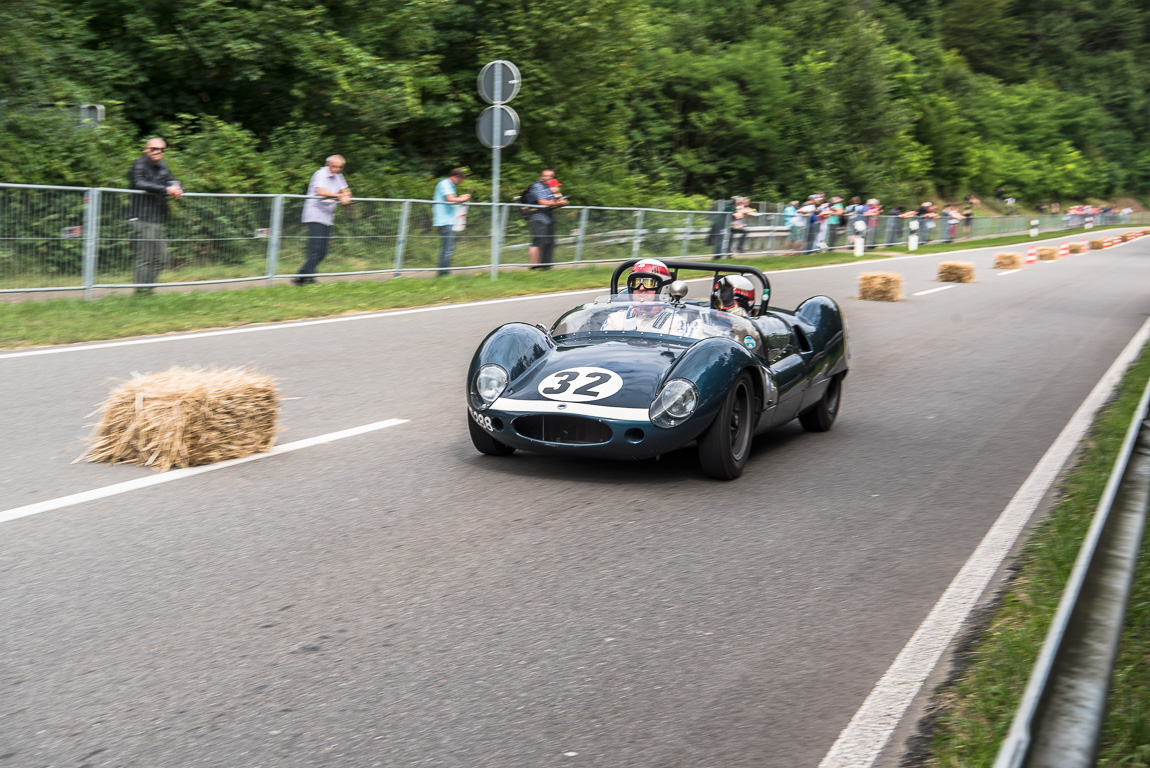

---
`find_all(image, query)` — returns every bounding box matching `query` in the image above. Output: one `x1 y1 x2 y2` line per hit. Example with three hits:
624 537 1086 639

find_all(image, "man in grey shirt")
295 155 351 285
127 137 182 295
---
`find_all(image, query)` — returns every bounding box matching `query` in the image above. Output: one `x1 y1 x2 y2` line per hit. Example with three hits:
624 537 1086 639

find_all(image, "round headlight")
475 364 509 408
650 378 698 428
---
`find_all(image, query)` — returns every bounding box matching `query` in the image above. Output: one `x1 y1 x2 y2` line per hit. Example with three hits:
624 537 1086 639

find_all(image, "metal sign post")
477 60 520 279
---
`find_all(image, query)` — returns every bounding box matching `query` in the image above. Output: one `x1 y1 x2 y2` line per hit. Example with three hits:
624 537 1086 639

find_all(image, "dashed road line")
0 418 410 525
912 285 957 296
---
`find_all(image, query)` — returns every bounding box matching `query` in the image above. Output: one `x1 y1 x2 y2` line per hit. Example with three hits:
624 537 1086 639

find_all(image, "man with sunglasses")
128 137 182 295
294 155 351 285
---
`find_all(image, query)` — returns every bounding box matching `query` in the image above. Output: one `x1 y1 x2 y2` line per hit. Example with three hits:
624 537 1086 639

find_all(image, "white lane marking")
0 418 409 525
3 229 1142 361
912 285 957 296
997 270 1023 276
817 314 1150 768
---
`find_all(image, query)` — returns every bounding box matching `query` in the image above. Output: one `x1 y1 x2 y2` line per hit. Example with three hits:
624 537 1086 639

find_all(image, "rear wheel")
798 373 843 432
468 411 516 456
698 371 755 480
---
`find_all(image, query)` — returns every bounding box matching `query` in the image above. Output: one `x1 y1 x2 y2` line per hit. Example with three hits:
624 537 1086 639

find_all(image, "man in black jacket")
128 137 182 294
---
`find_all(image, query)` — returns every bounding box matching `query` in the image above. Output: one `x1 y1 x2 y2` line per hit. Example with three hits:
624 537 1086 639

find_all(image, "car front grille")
513 414 612 445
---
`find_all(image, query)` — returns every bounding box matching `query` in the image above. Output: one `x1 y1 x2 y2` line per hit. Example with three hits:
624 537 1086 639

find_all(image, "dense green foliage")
2 0 1147 204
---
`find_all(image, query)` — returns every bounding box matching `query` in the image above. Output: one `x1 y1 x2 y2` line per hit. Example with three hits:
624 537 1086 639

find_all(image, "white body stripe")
491 397 650 422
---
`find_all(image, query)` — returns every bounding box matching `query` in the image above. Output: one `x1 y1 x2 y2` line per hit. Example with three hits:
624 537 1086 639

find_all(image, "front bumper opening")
513 414 613 445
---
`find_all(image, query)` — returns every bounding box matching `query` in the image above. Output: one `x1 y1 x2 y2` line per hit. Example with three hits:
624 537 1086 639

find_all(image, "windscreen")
550 296 760 343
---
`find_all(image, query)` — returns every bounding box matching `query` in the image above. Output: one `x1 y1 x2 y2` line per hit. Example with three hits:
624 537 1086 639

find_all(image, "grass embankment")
878 225 1121 256
0 249 882 349
923 342 1150 767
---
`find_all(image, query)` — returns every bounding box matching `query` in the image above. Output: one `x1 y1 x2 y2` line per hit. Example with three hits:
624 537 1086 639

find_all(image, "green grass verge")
0 249 893 350
877 225 1131 256
924 341 1150 767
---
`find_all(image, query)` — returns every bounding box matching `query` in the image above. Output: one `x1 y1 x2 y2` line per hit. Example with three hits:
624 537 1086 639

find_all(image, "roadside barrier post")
908 219 919 251
853 220 866 257
1030 218 1039 238
394 199 410 275
264 194 283 287
81 188 100 300
631 209 645 260
573 206 589 264
680 212 693 259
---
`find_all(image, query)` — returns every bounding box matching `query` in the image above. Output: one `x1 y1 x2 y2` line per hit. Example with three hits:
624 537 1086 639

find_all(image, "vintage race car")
465 259 848 479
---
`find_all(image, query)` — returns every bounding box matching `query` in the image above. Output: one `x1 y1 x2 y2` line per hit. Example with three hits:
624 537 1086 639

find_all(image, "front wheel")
468 411 516 456
698 371 755 480
798 373 843 432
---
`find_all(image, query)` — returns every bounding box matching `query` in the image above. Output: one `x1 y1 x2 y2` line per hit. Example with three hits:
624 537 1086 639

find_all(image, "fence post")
631 209 645 260
573 206 589 264
681 212 694 258
82 188 100 300
265 195 283 287
394 199 410 275
489 204 504 280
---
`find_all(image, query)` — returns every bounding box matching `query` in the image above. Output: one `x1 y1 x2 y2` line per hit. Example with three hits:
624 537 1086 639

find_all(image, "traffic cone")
1059 242 1069 258
1026 245 1037 264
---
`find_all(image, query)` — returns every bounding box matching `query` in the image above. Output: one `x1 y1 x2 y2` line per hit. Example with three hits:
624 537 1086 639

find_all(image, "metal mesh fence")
2 182 1148 296
0 185 88 289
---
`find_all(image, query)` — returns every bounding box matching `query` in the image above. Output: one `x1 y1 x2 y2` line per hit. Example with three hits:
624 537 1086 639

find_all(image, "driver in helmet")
711 275 756 317
602 259 691 333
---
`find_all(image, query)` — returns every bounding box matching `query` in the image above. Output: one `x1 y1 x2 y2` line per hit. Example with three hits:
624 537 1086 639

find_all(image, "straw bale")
993 252 1021 270
81 366 280 472
1090 239 1105 250
1067 242 1085 254
858 272 903 302
937 261 975 283
1037 247 1057 261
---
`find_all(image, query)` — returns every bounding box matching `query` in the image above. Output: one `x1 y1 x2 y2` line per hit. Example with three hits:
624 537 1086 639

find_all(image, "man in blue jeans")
294 155 351 285
432 168 472 276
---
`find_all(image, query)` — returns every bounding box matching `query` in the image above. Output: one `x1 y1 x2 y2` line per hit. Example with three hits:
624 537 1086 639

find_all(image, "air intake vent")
513 414 612 445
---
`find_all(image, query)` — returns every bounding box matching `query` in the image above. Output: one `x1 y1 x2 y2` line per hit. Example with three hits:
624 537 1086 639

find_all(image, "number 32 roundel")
537 367 624 403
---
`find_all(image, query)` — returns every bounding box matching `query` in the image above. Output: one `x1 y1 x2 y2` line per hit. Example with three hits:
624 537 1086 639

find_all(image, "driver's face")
633 285 654 302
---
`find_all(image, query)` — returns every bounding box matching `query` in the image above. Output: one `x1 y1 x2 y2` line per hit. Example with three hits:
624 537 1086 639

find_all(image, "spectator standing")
432 168 471 277
915 201 938 242
962 195 978 237
730 197 756 253
525 169 567 269
864 198 882 249
827 196 845 250
888 205 905 244
295 155 351 285
784 200 803 253
798 198 818 252
128 137 182 295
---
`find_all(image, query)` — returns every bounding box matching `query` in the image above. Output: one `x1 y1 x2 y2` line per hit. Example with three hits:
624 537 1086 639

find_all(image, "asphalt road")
3 238 1149 768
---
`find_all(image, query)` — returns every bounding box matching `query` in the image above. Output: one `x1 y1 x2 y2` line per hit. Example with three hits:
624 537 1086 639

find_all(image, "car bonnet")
496 337 688 411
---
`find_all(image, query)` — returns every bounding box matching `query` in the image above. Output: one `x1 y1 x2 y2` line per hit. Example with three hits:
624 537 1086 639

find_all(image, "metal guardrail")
994 370 1150 768
1 181 1147 298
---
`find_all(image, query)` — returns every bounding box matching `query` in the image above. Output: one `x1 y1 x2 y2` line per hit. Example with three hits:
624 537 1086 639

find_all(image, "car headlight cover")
475 364 509 407
650 378 698 428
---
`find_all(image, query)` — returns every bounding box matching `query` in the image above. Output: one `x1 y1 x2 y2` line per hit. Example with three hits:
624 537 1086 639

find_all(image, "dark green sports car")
466 259 849 480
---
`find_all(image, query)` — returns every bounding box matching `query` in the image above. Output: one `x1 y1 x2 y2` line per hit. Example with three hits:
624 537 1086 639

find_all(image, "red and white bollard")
1026 245 1037 264
1058 242 1069 258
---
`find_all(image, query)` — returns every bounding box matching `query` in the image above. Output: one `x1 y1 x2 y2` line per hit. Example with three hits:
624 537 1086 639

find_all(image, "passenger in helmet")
711 275 756 317
602 259 693 333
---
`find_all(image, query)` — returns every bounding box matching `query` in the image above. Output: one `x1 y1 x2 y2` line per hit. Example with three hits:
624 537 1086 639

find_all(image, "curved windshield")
551 296 760 344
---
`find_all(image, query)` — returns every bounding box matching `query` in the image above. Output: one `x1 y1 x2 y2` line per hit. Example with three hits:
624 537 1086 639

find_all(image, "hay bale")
994 252 1021 269
1037 247 1057 261
938 261 975 283
858 272 903 302
1068 242 1085 254
1090 239 1105 250
81 366 279 472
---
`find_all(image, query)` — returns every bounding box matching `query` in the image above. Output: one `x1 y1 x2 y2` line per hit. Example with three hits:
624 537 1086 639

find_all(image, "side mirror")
668 280 689 301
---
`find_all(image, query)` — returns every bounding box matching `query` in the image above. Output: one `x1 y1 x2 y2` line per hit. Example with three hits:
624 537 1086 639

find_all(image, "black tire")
698 371 755 480
468 411 516 456
798 373 843 432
